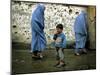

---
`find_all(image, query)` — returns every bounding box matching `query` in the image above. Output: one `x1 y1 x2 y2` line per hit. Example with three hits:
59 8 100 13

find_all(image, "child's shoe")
56 61 66 68
54 62 60 67
56 63 66 68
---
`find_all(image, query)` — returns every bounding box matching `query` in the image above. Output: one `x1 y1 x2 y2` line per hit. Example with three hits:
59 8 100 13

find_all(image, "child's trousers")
56 47 64 61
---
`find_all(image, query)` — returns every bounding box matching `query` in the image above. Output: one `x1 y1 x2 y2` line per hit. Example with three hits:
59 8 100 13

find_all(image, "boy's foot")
54 62 60 67
56 63 66 68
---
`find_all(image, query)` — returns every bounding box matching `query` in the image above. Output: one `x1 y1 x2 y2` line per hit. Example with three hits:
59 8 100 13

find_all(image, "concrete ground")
12 46 96 75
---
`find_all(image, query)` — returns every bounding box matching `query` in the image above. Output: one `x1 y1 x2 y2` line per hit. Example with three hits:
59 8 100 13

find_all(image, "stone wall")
12 1 88 46
87 6 96 49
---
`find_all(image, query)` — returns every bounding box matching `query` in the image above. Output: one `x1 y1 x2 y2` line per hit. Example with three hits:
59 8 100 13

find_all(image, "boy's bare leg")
58 48 64 61
54 47 60 66
56 47 60 60
56 48 65 67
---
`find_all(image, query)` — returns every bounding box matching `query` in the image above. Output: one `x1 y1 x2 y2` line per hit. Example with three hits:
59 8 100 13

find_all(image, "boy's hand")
54 30 58 34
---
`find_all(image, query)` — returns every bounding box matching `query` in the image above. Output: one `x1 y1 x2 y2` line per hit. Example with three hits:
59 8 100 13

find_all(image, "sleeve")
62 35 67 48
53 34 57 40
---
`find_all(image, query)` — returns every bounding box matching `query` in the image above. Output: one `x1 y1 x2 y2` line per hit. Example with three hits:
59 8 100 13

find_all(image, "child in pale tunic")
53 24 67 68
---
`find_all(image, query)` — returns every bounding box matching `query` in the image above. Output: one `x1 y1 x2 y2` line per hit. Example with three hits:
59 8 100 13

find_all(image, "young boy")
53 24 67 68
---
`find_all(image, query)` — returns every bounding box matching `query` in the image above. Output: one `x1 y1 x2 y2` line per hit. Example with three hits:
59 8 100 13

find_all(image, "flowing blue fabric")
31 4 46 52
74 11 87 35
74 11 87 52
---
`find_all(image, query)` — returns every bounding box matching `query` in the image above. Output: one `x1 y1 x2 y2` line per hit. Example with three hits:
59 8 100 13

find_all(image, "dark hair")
56 24 63 30
69 9 72 13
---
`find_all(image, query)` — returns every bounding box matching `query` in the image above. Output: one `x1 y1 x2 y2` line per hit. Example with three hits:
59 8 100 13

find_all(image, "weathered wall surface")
11 1 96 49
87 6 96 49
12 1 87 42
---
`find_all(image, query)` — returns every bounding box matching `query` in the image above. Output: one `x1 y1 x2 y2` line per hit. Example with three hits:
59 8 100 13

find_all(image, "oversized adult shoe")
82 49 87 54
74 52 80 56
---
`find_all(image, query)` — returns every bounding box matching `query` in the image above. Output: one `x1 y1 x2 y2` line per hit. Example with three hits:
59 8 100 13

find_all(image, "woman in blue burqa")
74 11 88 56
31 4 46 59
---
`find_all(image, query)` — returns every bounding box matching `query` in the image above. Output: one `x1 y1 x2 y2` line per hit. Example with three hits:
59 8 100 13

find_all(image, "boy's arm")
62 35 67 48
53 34 57 40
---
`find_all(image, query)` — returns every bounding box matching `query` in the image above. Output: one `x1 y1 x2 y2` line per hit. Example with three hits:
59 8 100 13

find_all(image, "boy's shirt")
53 32 67 48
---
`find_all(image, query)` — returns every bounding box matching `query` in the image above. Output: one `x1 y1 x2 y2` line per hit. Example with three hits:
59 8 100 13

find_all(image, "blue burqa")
74 11 87 52
31 4 46 52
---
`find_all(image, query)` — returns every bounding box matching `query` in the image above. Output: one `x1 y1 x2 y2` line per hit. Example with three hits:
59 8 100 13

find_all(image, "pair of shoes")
32 55 43 60
74 53 80 56
56 63 66 68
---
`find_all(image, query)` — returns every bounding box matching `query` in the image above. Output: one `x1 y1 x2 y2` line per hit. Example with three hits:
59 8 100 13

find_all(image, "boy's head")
56 24 63 34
